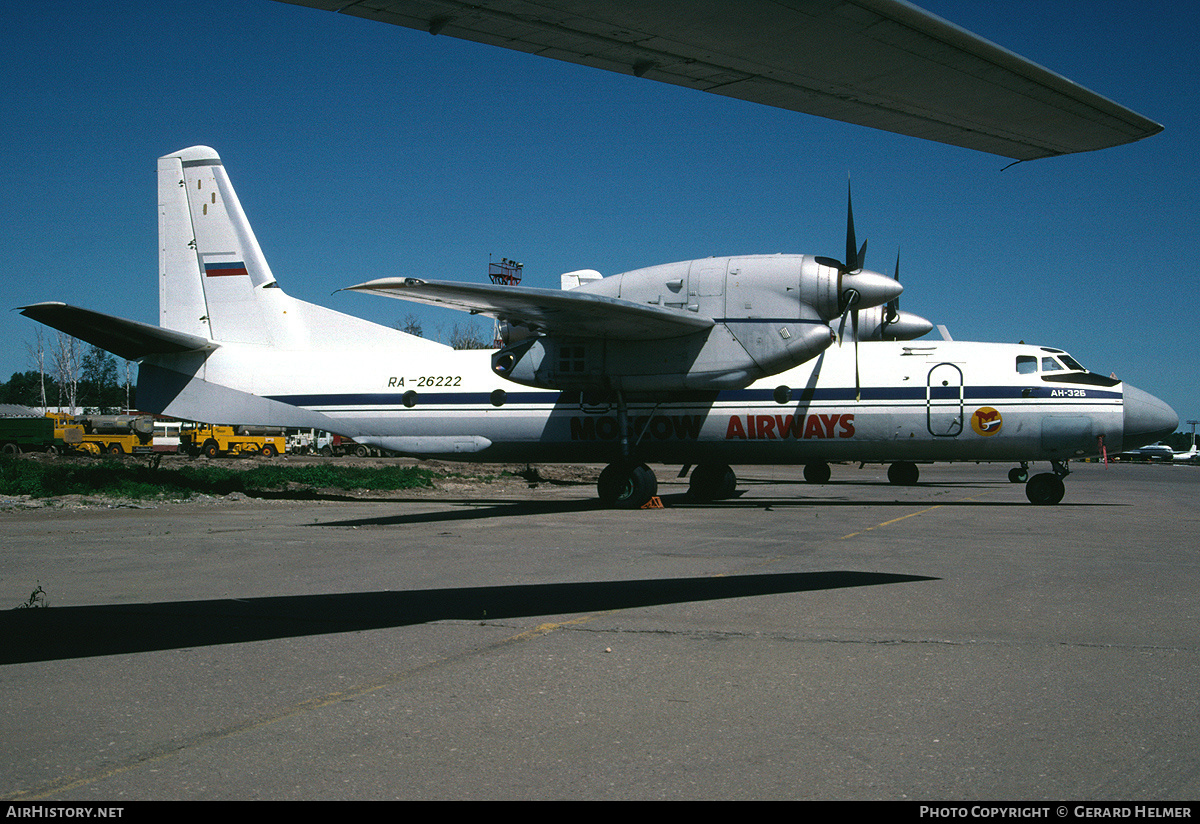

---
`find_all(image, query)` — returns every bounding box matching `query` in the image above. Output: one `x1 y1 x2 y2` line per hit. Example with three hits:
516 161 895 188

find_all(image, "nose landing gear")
1025 460 1069 505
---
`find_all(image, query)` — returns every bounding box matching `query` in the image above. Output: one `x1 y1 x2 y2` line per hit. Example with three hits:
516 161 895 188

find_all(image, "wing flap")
344 278 714 340
19 303 215 361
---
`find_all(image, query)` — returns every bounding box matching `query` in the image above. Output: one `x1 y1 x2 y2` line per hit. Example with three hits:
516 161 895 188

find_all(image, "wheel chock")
640 496 664 509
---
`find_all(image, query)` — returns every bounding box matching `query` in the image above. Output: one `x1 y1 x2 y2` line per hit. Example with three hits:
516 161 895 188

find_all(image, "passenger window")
1042 357 1063 372
1016 356 1037 374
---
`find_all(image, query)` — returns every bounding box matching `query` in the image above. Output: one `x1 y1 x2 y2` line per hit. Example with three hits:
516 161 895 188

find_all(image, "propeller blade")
845 182 857 273
883 250 901 329
838 286 861 316
852 308 861 400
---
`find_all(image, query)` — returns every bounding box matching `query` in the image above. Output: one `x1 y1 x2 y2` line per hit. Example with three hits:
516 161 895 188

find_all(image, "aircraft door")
926 363 964 437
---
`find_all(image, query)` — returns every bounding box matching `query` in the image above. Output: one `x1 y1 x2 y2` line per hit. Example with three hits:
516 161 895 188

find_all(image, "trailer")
0 415 59 455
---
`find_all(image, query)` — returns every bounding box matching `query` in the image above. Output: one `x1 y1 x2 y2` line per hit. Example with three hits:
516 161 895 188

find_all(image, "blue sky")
1 1 1196 426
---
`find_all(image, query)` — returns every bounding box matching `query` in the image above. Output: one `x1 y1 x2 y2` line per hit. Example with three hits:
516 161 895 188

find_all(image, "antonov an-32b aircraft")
20 147 1178 507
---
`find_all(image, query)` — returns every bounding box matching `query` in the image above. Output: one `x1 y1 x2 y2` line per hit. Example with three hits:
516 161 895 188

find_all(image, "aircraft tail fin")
158 146 276 343
157 146 441 353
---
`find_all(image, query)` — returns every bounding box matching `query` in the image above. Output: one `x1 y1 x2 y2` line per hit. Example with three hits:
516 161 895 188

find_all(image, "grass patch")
0 456 437 500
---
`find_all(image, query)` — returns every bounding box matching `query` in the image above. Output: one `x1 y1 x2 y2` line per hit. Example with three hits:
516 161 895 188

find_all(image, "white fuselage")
142 337 1130 466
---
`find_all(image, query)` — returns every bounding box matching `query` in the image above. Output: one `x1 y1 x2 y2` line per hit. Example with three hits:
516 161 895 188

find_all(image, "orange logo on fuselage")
970 407 1003 436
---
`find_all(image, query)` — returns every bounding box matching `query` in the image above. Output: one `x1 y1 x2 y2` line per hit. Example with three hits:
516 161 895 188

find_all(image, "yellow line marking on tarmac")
839 490 996 540
7 489 997 799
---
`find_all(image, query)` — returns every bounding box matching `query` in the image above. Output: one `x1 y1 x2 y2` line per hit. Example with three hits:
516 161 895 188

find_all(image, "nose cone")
883 310 934 341
842 269 903 309
1123 384 1178 450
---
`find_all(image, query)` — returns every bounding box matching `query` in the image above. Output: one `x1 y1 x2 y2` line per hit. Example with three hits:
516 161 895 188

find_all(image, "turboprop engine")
837 252 933 342
349 185 910 394
492 253 901 392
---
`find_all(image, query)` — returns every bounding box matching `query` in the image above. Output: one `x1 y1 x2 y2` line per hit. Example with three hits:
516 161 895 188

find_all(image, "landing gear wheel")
888 461 919 485
803 462 831 484
598 462 658 509
1025 473 1065 505
1008 467 1029 484
688 464 737 501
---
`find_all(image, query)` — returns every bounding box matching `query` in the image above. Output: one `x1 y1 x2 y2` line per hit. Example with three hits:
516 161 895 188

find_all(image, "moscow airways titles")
568 412 855 441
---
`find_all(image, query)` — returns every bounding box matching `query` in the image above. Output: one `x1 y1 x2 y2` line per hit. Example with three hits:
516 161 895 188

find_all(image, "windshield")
1058 353 1085 371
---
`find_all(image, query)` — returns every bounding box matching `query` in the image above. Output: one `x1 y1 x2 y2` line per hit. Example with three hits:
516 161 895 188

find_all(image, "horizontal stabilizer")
345 278 714 340
19 303 214 361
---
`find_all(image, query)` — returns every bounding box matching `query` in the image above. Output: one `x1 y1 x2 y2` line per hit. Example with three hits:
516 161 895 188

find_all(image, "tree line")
2 330 132 413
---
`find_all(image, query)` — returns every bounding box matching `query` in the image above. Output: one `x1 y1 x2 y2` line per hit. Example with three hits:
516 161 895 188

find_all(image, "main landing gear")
597 460 658 508
1023 460 1069 506
887 461 920 486
687 463 738 502
801 460 920 485
803 461 831 483
596 391 662 508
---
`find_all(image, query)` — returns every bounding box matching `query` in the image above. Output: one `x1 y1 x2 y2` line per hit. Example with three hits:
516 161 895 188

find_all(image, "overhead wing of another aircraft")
278 0 1161 159
345 277 714 339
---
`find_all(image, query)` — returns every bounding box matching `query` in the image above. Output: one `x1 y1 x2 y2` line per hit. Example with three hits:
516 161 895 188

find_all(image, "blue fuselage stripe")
264 385 1121 409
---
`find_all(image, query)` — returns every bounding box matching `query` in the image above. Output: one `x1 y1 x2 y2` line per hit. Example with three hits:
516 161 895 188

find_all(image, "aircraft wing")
277 0 1161 160
18 303 215 361
345 277 715 340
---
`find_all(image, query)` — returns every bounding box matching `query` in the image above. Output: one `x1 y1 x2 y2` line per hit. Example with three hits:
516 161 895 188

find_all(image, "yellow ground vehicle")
180 424 286 458
47 413 155 456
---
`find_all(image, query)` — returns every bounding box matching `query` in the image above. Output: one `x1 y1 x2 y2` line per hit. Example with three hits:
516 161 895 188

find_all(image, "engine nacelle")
491 253 898 392
577 254 899 325
844 306 934 341
492 322 836 392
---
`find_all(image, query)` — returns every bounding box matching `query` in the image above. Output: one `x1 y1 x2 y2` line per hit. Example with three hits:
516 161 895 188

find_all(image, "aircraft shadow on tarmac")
312 488 1099 528
0 570 935 665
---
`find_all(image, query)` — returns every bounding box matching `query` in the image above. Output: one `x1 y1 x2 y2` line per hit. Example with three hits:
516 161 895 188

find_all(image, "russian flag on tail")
202 254 249 278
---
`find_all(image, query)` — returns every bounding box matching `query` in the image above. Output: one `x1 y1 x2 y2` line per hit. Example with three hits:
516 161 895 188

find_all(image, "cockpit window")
1016 356 1037 374
1041 357 1064 372
1059 354 1085 371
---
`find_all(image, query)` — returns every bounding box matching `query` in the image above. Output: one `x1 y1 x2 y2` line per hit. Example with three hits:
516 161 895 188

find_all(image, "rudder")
158 146 278 345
